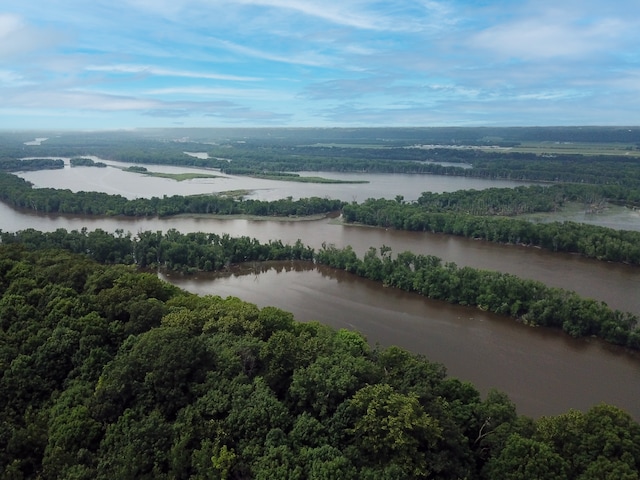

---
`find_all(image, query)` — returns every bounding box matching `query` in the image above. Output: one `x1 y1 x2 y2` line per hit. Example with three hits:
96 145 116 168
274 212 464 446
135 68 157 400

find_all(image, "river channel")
3 165 640 419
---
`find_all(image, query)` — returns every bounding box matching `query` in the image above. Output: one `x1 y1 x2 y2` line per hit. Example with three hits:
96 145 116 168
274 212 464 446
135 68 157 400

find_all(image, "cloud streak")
85 64 261 82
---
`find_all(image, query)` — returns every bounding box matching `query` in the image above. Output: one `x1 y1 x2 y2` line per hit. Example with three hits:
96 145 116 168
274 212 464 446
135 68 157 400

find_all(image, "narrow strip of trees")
3 228 639 350
0 172 344 217
343 193 640 265
314 244 640 349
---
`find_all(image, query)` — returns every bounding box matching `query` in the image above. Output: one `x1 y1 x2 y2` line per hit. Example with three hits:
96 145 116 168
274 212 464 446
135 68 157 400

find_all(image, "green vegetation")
342 187 640 265
315 244 640 349
3 228 639 350
123 165 220 181
1 244 639 479
70 157 107 168
0 158 64 172
3 127 640 478
244 171 368 184
5 127 640 184
0 172 345 217
124 165 148 172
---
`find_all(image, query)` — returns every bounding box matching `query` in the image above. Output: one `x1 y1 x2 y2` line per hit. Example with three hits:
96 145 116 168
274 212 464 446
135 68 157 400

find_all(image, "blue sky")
1 0 639 129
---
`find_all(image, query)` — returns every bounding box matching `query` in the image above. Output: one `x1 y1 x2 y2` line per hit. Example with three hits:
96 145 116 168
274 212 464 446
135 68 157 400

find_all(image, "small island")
123 165 220 181
70 157 107 167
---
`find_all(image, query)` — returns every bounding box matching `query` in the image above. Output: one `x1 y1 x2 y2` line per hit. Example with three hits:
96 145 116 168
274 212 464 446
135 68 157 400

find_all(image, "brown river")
3 163 640 419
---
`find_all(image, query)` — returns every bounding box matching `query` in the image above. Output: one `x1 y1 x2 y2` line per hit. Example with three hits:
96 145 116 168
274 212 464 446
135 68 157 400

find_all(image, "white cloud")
4 89 159 111
0 69 32 86
216 39 334 67
233 0 391 30
145 86 295 101
0 13 63 58
85 64 261 81
471 7 631 60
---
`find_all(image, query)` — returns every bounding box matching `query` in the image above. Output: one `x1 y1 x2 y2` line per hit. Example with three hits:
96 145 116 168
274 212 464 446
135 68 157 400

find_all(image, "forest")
3 128 640 478
0 172 344 218
341 191 640 265
3 170 640 264
1 244 640 479
2 227 638 351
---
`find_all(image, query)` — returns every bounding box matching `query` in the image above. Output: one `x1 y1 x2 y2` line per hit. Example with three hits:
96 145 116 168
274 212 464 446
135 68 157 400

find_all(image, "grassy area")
144 172 220 181
497 141 640 157
213 189 251 198
251 173 369 184
122 167 220 181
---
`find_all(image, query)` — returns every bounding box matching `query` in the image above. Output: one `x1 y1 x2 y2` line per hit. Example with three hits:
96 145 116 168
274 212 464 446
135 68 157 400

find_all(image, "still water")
161 262 640 420
16 158 531 202
3 202 639 316
2 166 640 419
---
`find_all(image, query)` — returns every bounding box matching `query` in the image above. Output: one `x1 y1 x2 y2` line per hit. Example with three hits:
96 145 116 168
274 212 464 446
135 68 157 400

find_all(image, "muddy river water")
3 163 639 419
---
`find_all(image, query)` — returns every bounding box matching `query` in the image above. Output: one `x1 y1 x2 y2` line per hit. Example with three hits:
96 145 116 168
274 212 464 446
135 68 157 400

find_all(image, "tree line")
70 157 107 167
9 129 640 186
3 227 639 351
0 172 344 217
343 194 640 265
1 244 639 479
0 228 314 272
102 145 640 186
414 184 640 214
3 169 640 265
314 244 640 350
0 158 64 172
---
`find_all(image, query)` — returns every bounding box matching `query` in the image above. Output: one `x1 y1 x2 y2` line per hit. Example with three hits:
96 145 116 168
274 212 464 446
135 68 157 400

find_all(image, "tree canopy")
1 244 639 479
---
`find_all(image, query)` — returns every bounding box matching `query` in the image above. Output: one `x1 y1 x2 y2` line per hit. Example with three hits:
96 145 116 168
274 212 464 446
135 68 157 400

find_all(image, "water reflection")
16 157 532 202
161 262 640 420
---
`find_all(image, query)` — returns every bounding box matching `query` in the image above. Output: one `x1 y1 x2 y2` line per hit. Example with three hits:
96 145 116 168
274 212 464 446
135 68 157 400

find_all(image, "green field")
122 167 220 181
496 141 640 157
250 173 369 184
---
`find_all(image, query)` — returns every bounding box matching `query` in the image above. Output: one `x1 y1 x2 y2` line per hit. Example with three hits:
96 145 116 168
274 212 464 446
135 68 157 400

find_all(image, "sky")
1 0 639 129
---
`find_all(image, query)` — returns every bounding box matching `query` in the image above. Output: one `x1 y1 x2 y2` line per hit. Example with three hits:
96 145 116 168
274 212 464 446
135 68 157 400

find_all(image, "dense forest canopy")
1 244 639 479
3 127 640 478
2 227 638 351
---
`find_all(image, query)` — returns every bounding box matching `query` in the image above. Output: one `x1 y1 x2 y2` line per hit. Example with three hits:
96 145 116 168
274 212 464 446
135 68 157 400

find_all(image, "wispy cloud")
86 64 261 82
2 0 640 128
473 16 627 60
215 39 335 68
0 13 63 58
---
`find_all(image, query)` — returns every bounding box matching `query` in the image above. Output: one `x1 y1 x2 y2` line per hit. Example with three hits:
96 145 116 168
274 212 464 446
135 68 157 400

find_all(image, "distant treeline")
0 172 344 217
3 228 639 350
0 158 64 171
3 171 640 264
98 146 640 186
7 129 640 185
343 188 640 265
70 157 107 167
